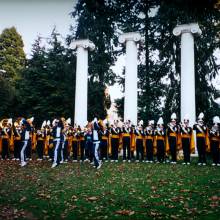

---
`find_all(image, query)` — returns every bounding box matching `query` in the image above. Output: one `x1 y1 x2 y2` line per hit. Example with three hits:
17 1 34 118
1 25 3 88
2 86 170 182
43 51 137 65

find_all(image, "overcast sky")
0 0 76 56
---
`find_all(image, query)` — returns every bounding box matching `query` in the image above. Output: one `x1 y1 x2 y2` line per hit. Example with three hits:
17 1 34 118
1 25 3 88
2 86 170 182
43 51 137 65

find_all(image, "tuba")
0 118 9 128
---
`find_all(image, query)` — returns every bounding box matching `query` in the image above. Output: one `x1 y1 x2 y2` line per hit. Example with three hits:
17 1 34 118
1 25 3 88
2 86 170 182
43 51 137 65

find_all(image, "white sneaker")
198 163 202 166
217 163 220 166
97 163 102 170
115 160 118 163
73 160 78 163
29 158 32 161
123 160 126 162
16 158 20 161
51 163 57 168
173 162 177 164
136 160 139 163
212 163 216 166
20 161 27 167
110 160 114 162
12 158 16 161
187 162 190 165
150 161 153 163
182 162 186 165
37 158 42 161
60 160 64 164
203 163 206 166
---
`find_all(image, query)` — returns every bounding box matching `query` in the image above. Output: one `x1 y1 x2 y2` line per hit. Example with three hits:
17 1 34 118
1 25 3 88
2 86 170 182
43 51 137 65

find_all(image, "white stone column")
70 39 95 126
119 32 141 125
173 23 202 126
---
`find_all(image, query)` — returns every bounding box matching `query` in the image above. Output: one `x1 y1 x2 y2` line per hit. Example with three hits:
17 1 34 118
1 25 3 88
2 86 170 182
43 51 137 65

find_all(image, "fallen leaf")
19 196 27 203
86 196 99 202
210 195 219 201
71 195 78 201
115 210 135 216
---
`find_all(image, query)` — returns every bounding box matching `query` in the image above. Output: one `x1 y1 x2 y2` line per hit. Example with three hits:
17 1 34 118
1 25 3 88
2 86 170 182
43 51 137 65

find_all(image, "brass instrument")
0 118 9 128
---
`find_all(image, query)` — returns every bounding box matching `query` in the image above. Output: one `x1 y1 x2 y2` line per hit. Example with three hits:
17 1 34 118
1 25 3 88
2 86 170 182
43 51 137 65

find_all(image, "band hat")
213 116 220 124
29 117 34 123
183 114 189 121
138 120 143 126
157 117 164 125
7 118 12 125
66 118 71 125
198 112 204 120
148 120 154 125
171 113 177 121
41 120 46 129
92 117 98 124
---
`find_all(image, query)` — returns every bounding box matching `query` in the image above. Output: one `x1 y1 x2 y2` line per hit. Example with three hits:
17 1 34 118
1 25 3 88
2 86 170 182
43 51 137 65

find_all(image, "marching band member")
209 116 220 166
44 120 52 160
193 113 209 166
78 125 86 162
13 120 22 160
110 120 120 162
122 120 131 162
84 123 93 162
51 118 63 168
167 113 179 164
26 117 34 161
72 124 78 162
36 121 46 161
145 120 154 163
20 118 31 167
154 117 166 163
180 114 194 165
99 119 109 161
135 120 144 162
60 118 71 163
1 119 12 160
92 117 102 169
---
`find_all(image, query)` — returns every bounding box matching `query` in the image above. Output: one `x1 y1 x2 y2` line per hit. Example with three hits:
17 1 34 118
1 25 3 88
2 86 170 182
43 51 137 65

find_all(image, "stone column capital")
70 39 95 51
173 23 202 36
119 32 141 44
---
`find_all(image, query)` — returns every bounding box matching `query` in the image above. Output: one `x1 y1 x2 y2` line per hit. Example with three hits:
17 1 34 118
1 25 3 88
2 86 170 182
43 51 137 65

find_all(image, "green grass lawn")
0 158 220 220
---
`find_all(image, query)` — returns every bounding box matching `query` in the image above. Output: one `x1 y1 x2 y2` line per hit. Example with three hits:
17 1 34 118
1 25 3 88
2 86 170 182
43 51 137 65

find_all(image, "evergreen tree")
0 27 26 79
0 27 26 117
16 31 76 126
